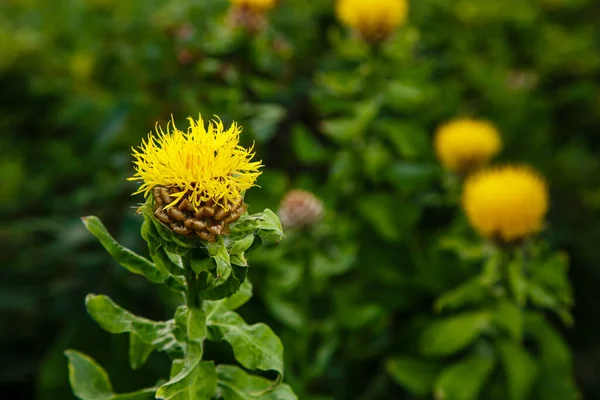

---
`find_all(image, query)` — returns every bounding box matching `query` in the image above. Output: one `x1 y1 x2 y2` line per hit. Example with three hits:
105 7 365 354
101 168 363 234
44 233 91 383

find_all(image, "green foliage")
67 209 293 399
2 0 599 399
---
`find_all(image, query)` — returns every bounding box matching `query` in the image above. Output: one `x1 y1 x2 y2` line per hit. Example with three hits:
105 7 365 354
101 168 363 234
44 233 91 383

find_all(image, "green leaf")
508 258 527 306
85 294 184 358
435 277 489 313
291 125 330 164
357 194 421 242
386 357 442 396
156 359 216 400
216 365 297 400
207 310 284 375
129 333 154 370
497 340 538 400
65 350 113 400
187 307 206 342
434 352 496 400
65 350 157 400
493 300 523 341
142 220 185 277
420 312 490 357
82 216 167 283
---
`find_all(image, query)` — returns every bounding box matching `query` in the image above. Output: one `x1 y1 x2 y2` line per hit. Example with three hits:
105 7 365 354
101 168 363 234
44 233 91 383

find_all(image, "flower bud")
278 190 324 229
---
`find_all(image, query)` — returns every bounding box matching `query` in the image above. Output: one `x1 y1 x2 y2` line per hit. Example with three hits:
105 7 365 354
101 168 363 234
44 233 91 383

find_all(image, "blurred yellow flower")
336 0 408 43
462 165 549 242
434 118 501 173
230 0 278 13
128 115 262 212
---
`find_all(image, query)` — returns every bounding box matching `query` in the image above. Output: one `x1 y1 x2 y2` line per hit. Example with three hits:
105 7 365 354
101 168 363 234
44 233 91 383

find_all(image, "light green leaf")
129 333 154 370
85 294 183 358
420 312 490 357
65 350 157 400
82 216 166 283
188 307 207 342
216 365 297 400
220 279 254 311
493 300 523 341
386 357 442 396
65 350 113 400
156 359 215 400
434 352 496 400
142 220 185 277
207 310 284 375
497 340 538 400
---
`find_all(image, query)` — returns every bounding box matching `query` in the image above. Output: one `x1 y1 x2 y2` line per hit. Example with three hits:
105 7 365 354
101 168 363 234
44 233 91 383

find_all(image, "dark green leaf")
508 258 526 306
386 357 442 396
435 277 489 313
497 340 538 400
291 125 329 164
420 312 490 356
434 352 496 400
493 300 523 341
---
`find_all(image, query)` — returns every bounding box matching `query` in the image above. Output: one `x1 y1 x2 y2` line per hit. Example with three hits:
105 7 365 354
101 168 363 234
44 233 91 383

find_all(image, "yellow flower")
336 0 408 43
462 165 549 242
129 115 262 212
434 118 502 173
230 0 278 13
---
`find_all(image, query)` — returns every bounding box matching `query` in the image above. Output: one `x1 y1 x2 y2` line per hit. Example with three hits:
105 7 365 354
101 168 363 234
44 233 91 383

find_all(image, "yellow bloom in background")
230 0 278 13
462 165 549 242
434 118 502 174
336 0 408 43
129 115 262 241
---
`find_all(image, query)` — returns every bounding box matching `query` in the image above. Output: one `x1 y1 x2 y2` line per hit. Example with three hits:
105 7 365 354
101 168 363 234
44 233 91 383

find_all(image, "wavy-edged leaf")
216 365 297 400
434 352 496 400
85 294 184 358
420 312 490 357
82 216 166 283
65 350 156 400
435 276 489 313
207 310 284 375
129 333 154 370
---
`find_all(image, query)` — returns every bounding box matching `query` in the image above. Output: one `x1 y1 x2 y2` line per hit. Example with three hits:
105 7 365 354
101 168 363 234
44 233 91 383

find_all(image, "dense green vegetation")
2 0 600 399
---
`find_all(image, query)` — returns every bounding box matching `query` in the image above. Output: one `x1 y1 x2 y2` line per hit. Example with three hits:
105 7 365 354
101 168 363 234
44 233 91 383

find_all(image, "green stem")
300 233 313 388
183 256 202 309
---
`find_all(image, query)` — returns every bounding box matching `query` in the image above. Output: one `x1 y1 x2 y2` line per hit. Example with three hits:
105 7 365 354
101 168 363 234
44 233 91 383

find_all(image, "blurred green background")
2 0 600 399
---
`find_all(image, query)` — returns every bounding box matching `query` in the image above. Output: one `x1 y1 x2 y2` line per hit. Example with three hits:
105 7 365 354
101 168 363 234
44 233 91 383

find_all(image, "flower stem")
300 234 313 388
183 256 202 309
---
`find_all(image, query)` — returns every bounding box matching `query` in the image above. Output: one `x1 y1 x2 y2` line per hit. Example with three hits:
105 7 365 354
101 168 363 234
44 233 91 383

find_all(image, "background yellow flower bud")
434 118 502 173
336 0 408 43
462 165 549 242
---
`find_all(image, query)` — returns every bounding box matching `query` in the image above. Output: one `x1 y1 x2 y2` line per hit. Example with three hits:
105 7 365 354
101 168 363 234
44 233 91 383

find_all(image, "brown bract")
153 186 247 242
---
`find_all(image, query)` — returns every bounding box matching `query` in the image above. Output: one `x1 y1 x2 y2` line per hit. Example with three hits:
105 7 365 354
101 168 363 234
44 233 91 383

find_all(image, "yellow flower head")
434 118 502 173
129 115 262 212
230 0 278 13
462 165 549 242
336 0 408 43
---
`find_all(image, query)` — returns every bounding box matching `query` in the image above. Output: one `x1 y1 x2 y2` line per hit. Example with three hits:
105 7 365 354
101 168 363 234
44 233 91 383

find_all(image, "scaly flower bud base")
153 186 247 242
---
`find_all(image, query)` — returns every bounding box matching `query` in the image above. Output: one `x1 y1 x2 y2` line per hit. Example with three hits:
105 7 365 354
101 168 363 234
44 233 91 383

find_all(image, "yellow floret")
128 115 262 211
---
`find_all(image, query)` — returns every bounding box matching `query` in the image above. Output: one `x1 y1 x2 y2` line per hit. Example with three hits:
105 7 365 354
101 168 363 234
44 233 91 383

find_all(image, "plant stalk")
183 256 202 309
